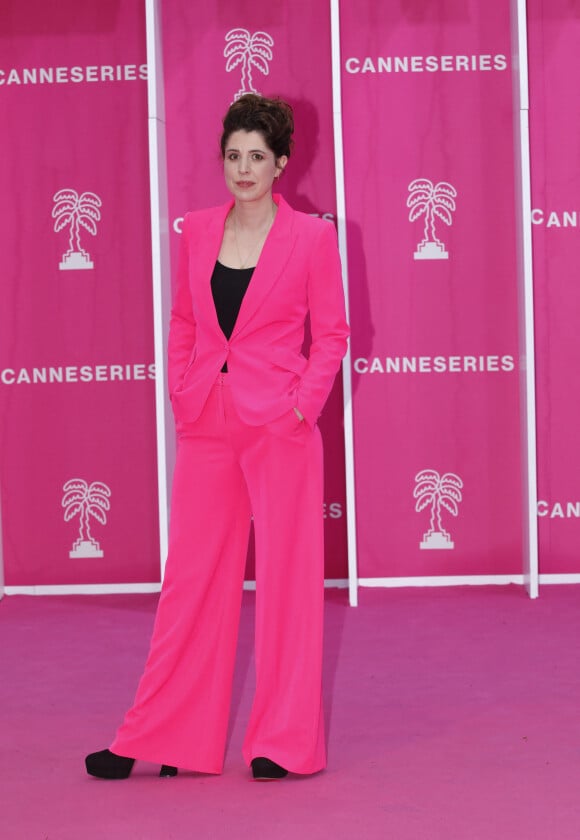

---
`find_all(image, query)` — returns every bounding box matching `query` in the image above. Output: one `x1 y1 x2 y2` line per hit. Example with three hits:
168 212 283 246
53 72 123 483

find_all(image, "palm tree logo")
62 478 111 558
407 179 457 260
414 469 463 549
224 29 275 100
52 189 102 270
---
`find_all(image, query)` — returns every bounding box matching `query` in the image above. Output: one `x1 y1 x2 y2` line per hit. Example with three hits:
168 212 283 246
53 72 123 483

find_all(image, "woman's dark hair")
220 94 294 161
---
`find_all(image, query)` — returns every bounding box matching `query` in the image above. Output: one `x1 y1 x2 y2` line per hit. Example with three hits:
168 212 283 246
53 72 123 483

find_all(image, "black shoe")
85 749 135 779
85 749 178 780
251 757 288 780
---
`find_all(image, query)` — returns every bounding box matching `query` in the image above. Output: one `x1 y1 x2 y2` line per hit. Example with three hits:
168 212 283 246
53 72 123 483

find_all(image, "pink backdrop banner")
2 2 572 589
340 0 523 578
161 0 348 579
0 1 158 585
528 2 580 574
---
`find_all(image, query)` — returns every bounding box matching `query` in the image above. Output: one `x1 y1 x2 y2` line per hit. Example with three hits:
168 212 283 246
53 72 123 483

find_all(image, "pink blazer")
168 194 349 428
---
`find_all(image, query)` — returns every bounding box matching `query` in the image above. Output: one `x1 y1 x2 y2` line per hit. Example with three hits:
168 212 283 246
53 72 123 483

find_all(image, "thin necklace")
232 203 276 269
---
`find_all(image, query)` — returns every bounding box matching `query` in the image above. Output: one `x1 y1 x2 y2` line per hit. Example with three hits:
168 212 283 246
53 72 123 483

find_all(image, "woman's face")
223 130 287 203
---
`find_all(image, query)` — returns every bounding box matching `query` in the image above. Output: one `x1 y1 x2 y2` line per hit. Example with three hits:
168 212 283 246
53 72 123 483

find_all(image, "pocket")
266 408 305 439
183 348 197 378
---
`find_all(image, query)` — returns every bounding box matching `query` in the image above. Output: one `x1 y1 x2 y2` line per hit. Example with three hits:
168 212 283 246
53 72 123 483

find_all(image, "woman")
85 94 349 781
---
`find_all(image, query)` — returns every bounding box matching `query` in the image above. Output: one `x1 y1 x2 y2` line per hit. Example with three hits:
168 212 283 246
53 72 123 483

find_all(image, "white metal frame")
146 0 173 581
512 0 539 598
540 575 580 585
0 0 553 600
331 0 359 606
359 575 526 589
2 3 170 600
327 0 541 600
2 579 352 596
4 583 162 596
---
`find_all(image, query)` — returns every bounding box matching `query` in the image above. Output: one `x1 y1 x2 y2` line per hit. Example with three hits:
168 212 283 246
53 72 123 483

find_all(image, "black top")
211 260 254 371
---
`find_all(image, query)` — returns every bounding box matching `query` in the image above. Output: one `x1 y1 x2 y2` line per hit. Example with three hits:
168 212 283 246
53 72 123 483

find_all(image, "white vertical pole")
511 0 539 598
145 0 173 579
330 0 359 606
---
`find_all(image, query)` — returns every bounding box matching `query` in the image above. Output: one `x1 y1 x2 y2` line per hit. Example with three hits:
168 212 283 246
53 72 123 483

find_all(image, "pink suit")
111 194 349 774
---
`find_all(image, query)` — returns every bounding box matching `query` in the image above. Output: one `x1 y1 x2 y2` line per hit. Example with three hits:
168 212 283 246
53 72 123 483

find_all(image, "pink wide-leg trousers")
111 375 326 774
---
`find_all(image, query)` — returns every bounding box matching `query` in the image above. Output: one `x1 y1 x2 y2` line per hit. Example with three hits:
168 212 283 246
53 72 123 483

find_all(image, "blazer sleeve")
296 221 350 427
167 213 197 398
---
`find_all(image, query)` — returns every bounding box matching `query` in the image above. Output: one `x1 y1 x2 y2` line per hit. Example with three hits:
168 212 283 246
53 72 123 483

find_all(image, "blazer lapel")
194 200 232 338
231 194 296 338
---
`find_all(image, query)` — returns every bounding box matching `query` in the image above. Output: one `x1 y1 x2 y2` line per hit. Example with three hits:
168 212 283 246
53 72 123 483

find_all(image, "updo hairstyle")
220 94 294 163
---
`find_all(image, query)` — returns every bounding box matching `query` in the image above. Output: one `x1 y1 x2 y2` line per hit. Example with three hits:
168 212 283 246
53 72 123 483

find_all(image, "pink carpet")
1 586 580 839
